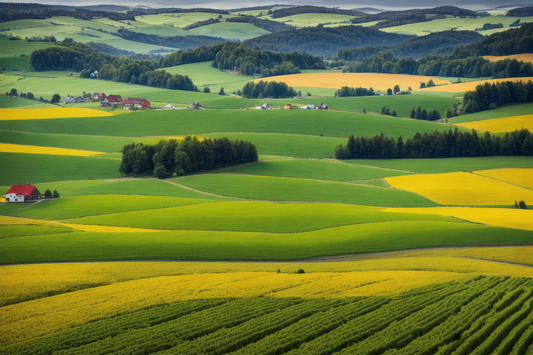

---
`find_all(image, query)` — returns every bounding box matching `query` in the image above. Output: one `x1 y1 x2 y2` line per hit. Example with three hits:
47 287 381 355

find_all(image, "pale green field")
188 22 270 41
130 24 189 37
91 17 136 29
268 13 358 27
134 13 234 28
0 35 56 56
0 19 54 31
380 16 532 36
163 61 252 93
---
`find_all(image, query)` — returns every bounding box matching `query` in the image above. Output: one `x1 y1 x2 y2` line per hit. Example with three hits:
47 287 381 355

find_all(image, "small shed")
284 104 293 110
64 95 75 104
301 104 314 109
261 103 271 110
163 104 176 110
6 184 42 203
315 103 328 110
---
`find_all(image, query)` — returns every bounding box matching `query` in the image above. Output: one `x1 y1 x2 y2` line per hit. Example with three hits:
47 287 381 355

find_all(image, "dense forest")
225 15 292 32
125 8 228 16
0 8 134 22
241 80 297 98
29 43 197 91
213 45 325 76
335 128 533 160
351 6 480 25
462 80 533 113
373 13 435 29
334 86 375 97
270 6 365 18
86 42 135 57
0 2 128 12
242 26 413 58
120 137 258 179
335 30 484 61
116 29 227 50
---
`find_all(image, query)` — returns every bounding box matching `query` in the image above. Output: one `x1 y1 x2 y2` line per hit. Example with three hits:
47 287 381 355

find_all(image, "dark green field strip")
229 297 390 355
204 133 345 159
1 222 531 263
0 225 73 239
173 174 437 207
0 109 460 139
0 195 210 220
0 96 44 108
158 299 345 355
0 153 120 185
33 179 229 200
449 103 533 124
61 202 456 233
55 298 303 355
0 131 157 153
343 156 533 174
0 299 230 355
224 159 411 181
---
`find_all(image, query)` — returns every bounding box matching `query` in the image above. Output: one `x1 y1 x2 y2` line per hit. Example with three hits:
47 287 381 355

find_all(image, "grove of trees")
462 80 533 113
120 136 258 178
241 80 296 98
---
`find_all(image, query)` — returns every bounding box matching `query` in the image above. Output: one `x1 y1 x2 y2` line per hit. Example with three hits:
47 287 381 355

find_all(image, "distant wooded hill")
335 30 484 61
352 6 485 25
242 26 413 58
507 6 533 16
0 2 128 12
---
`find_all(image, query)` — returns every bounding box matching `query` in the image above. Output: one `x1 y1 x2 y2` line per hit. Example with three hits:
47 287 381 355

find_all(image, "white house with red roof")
6 184 42 203
124 98 150 108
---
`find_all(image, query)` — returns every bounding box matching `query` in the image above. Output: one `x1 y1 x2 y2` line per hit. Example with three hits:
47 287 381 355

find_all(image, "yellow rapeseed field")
422 77 533 93
384 171 533 205
455 114 533 133
254 73 450 91
382 207 533 231
0 143 105 157
482 54 533 62
473 168 533 189
62 223 164 232
0 108 113 120
0 215 68 228
0 270 470 344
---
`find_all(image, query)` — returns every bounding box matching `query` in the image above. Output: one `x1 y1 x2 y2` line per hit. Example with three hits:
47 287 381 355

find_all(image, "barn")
6 184 42 203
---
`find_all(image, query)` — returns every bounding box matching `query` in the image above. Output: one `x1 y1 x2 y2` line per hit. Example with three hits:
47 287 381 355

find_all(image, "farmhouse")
315 103 328 110
163 104 176 110
301 104 315 109
189 102 203 109
284 104 294 109
92 93 106 101
259 103 271 110
63 95 86 104
105 95 124 107
6 184 42 203
124 98 151 108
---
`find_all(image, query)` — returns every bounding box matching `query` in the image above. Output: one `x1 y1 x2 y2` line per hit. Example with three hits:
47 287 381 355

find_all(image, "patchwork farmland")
1 3 533 354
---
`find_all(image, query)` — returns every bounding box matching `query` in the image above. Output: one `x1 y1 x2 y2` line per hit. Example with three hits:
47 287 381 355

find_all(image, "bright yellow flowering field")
482 54 533 62
456 114 533 133
0 215 68 228
385 171 533 205
0 108 112 120
382 207 533 231
473 168 533 189
0 270 471 345
0 143 104 157
254 73 450 91
62 223 164 232
422 77 533 93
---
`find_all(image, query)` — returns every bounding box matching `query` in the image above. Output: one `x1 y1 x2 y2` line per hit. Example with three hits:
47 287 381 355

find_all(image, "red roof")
124 98 144 104
107 95 123 103
7 184 41 196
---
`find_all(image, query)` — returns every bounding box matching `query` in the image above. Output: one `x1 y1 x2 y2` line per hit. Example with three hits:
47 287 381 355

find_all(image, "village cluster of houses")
63 92 207 110
257 103 329 110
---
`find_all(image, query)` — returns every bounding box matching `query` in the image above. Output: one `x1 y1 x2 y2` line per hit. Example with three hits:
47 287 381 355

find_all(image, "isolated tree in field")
393 85 400 94
298 90 302 97
44 189 52 199
385 108 391 115
237 89 242 96
52 190 60 198
9 88 17 96
427 79 436 87
307 92 311 96
387 88 393 95
203 87 210 93
515 201 519 208
392 109 397 117
50 94 60 104
362 108 366 113
519 200 527 209
420 82 426 89
27 92 34 99
218 87 225 95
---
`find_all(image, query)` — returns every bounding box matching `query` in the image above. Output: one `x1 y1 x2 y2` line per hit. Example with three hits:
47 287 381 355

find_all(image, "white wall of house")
6 193 24 203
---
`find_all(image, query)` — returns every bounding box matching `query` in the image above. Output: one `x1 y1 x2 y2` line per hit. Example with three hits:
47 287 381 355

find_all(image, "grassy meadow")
1 12 532 354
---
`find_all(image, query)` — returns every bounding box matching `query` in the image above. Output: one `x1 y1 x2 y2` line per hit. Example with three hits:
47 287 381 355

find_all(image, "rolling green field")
448 102 533 123
130 24 190 36
188 22 271 41
134 13 235 28
268 13 358 27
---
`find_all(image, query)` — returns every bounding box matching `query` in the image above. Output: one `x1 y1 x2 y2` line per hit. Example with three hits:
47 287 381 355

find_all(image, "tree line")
462 80 533 113
115 29 228 50
0 8 134 22
270 6 365 18
334 86 375 97
335 128 533 160
242 26 412 58
225 15 292 33
241 80 296 98
120 136 258 179
213 45 324 76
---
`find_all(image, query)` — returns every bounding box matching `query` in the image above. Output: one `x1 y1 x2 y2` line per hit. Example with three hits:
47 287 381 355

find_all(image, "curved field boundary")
422 76 533 93
455 114 533 133
0 108 112 120
0 143 105 157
